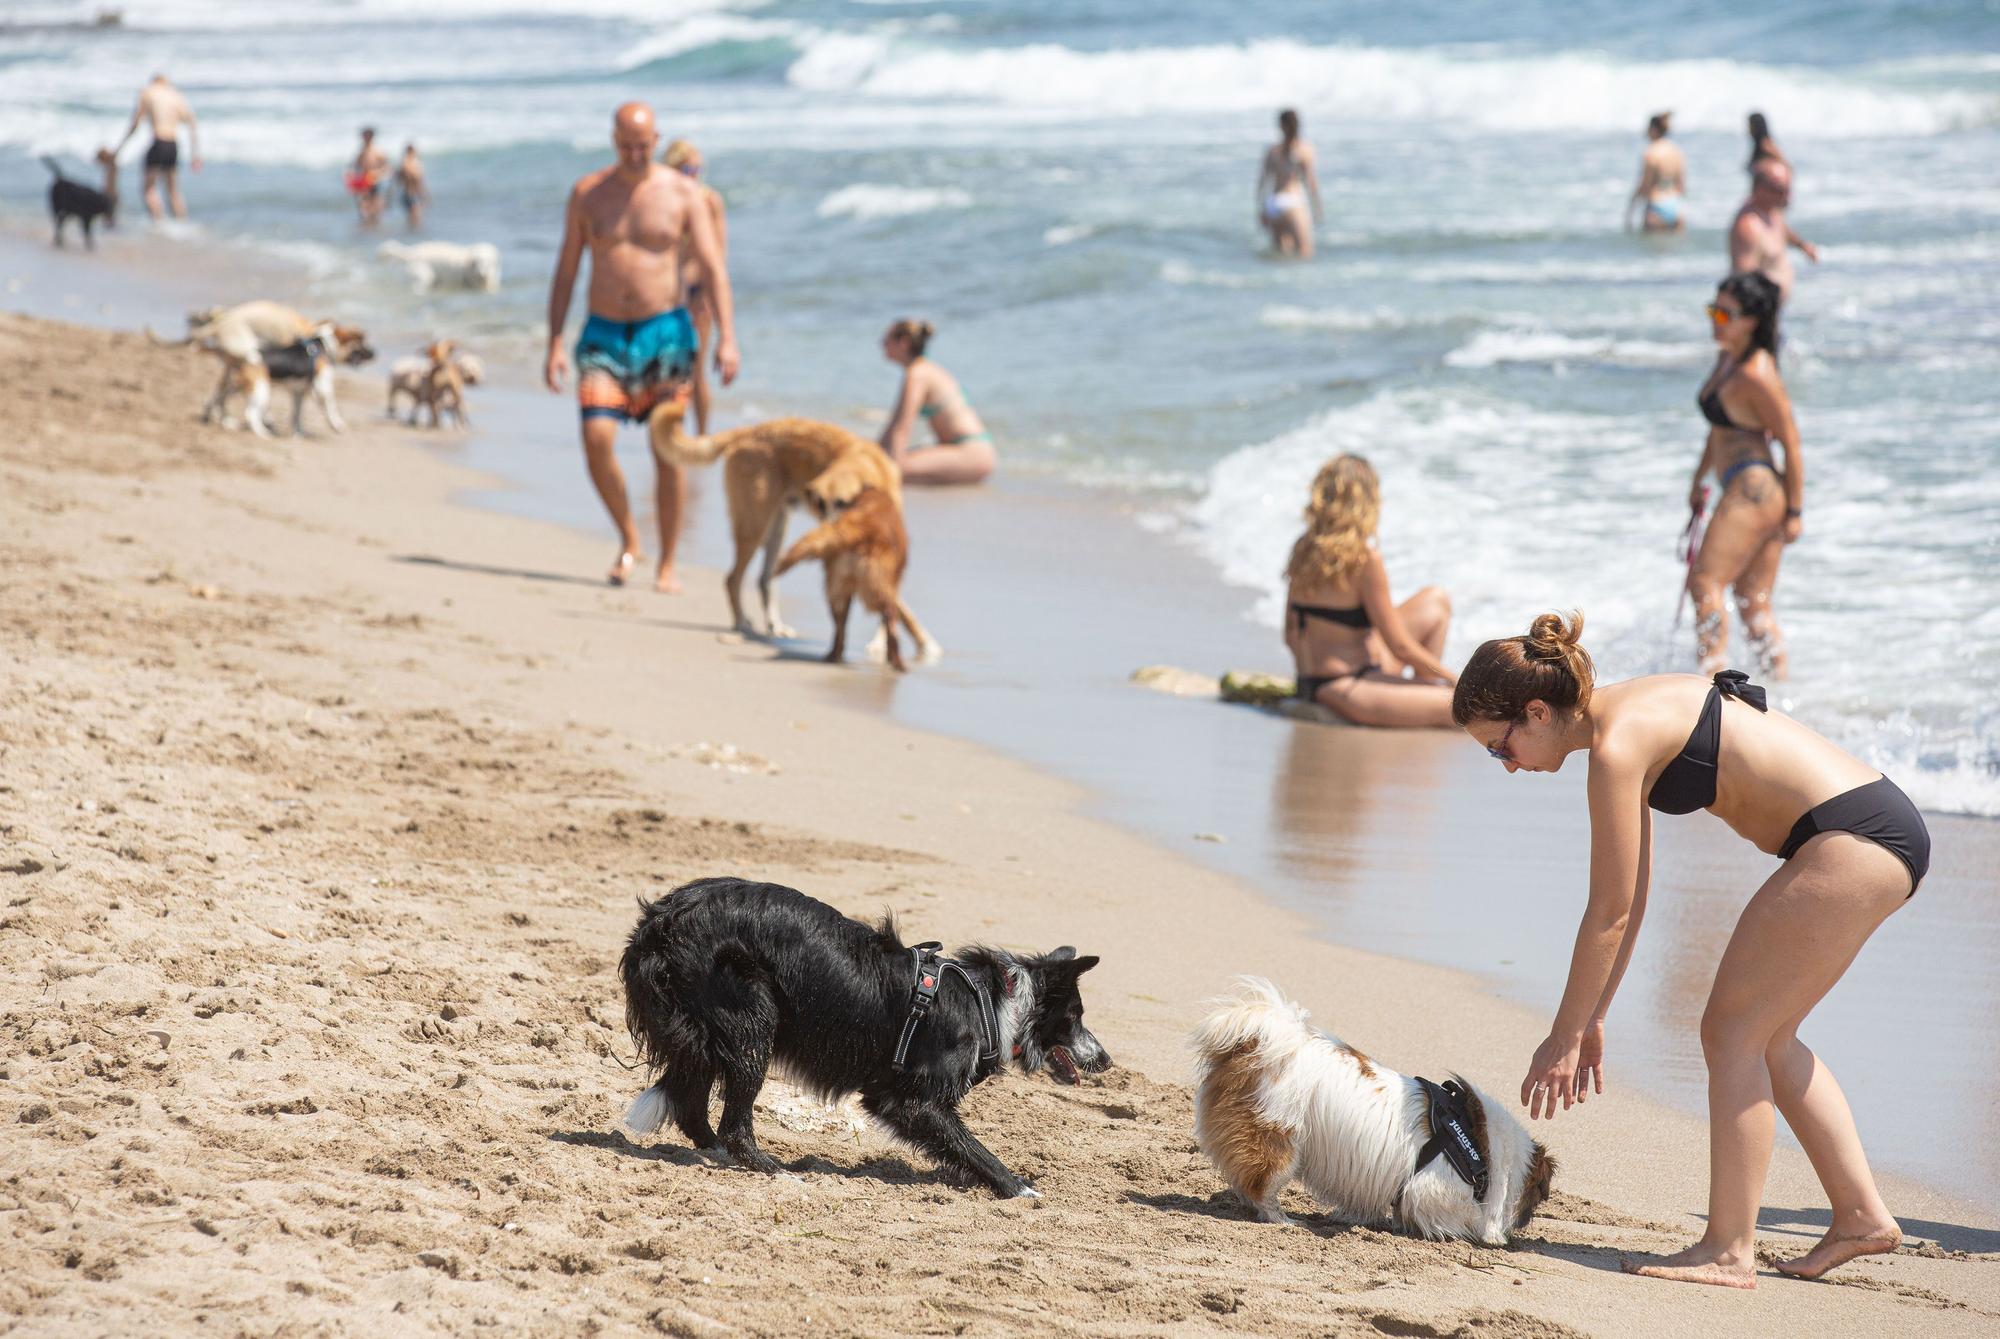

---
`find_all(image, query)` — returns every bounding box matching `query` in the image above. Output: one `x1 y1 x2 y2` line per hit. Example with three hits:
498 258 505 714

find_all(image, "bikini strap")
1711 669 1768 713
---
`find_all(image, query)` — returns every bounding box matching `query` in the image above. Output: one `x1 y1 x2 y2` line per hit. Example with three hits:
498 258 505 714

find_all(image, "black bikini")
1647 671 1930 894
1291 602 1378 699
1701 361 1781 492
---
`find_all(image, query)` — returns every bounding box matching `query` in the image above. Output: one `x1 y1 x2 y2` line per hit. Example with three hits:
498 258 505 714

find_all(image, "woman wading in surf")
1456 612 1926 1289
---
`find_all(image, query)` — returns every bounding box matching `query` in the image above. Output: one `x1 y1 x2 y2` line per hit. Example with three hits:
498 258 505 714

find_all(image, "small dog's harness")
1392 1076 1490 1216
264 335 327 382
892 942 1001 1078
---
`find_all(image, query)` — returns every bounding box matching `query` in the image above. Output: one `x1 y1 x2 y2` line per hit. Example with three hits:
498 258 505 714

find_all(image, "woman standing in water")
877 318 996 485
1283 454 1456 727
1454 612 1925 1288
1746 112 1786 173
1256 108 1323 258
1626 111 1686 233
664 138 728 434
1689 271 1801 677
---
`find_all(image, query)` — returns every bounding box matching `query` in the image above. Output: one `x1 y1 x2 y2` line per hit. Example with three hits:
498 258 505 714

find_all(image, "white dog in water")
378 240 501 293
1191 978 1556 1246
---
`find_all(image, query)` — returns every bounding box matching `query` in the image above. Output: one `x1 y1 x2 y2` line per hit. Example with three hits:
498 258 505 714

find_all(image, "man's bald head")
1752 160 1792 202
612 102 660 176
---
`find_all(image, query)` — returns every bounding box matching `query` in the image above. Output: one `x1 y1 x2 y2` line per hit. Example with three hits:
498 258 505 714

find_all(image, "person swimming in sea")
1687 272 1801 678
1256 108 1323 258
877 318 994 486
1283 454 1457 727
1456 611 1926 1289
1625 111 1686 234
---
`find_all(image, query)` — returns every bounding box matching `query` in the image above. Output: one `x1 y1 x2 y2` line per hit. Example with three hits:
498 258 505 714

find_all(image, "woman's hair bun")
1527 610 1583 658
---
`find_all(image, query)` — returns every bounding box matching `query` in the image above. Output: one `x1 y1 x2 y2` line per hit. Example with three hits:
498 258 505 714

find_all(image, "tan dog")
774 486 933 672
649 408 902 639
211 326 375 436
386 347 483 424
152 301 367 439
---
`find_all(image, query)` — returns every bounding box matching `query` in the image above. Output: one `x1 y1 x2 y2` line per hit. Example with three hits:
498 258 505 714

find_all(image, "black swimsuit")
1647 671 1930 894
1291 602 1378 699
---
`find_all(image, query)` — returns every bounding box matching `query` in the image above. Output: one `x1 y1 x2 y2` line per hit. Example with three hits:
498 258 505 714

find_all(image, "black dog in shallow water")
619 876 1110 1198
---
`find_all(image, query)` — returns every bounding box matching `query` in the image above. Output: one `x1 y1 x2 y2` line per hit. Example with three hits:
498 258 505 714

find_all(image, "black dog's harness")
264 335 328 382
892 942 1001 1078
1407 1076 1490 1203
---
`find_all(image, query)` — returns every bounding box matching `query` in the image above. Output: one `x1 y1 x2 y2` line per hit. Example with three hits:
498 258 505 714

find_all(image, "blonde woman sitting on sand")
879 318 995 486
1455 612 1927 1288
1283 454 1456 727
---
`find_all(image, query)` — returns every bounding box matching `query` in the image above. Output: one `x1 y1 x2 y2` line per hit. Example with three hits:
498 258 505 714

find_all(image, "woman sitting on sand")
1283 454 1456 727
878 318 995 486
1688 272 1801 678
1455 612 1926 1288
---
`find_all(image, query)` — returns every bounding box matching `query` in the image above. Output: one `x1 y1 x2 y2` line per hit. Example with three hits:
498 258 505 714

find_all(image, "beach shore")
3 300 1996 1337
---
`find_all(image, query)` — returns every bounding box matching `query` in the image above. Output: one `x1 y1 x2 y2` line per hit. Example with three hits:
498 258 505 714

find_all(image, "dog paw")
767 621 798 640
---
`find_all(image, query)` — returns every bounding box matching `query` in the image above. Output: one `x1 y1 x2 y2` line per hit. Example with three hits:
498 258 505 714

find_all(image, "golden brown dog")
774 486 934 672
649 407 903 639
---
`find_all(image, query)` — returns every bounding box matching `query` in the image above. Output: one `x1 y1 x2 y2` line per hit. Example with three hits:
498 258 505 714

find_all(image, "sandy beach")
3 296 1997 1338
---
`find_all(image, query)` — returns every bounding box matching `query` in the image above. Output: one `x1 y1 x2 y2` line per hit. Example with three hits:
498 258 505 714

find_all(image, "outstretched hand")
544 343 569 394
1521 1028 1585 1120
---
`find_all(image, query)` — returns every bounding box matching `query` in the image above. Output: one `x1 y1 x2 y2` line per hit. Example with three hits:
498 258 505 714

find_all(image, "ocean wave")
816 184 972 219
1443 329 1711 370
1042 223 1100 247
785 36 1998 135
1262 304 1419 333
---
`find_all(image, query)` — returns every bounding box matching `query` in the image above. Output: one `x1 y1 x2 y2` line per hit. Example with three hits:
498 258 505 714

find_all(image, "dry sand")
2 313 1995 1337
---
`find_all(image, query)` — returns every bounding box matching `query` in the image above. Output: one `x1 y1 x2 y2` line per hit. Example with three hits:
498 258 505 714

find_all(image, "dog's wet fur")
619 876 1110 1198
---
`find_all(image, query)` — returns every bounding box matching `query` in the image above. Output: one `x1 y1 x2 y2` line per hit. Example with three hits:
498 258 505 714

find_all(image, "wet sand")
3 250 1997 1335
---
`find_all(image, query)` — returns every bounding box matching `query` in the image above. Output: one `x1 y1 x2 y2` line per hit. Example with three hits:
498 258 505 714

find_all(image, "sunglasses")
1486 718 1519 763
678 162 702 178
1705 303 1738 329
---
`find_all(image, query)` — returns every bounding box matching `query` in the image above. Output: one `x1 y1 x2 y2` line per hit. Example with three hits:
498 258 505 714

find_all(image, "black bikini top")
1290 601 1370 632
1647 670 1769 815
1699 359 1756 432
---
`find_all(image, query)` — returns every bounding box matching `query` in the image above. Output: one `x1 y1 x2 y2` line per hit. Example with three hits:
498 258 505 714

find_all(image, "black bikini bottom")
1296 664 1378 700
1778 775 1930 896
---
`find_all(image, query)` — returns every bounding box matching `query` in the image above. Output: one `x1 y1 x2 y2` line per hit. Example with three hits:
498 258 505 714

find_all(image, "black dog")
43 152 119 249
619 876 1110 1198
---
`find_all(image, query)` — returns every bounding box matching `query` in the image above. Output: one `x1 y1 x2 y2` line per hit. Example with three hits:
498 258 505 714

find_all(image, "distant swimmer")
1256 108 1323 259
1625 111 1686 234
114 72 200 221
1283 454 1457 727
347 127 389 228
663 138 727 435
394 143 429 231
1730 161 1817 306
877 319 994 486
544 102 739 590
1745 111 1786 173
1689 273 1802 678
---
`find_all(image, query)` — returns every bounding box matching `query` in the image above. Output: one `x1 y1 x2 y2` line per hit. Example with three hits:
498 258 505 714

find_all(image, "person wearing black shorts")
116 73 201 220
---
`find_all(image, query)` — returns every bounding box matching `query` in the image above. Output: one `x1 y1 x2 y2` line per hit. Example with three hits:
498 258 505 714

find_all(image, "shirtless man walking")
115 73 200 221
545 102 739 591
1730 161 1818 306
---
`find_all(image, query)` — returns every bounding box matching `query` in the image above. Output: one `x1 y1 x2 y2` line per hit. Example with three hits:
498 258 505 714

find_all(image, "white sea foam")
816 184 972 219
1443 329 1711 371
786 37 1997 136
1262 304 1415 333
1042 223 1099 247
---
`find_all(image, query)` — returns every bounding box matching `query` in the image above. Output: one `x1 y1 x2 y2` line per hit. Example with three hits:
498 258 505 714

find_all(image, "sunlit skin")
1625 116 1685 234
1729 161 1817 305
545 103 740 591
878 328 995 485
1688 288 1803 677
1464 675 1908 1287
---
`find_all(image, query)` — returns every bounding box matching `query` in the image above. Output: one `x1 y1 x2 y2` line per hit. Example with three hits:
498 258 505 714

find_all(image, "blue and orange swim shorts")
576 307 697 424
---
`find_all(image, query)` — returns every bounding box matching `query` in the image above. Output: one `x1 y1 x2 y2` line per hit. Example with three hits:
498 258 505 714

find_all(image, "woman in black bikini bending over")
1283 454 1456 727
1457 612 1927 1289
1690 271 1801 678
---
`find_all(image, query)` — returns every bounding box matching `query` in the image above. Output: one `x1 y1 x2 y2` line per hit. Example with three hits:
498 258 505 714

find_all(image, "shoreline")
7 222 1998 1212
4 293 1998 1330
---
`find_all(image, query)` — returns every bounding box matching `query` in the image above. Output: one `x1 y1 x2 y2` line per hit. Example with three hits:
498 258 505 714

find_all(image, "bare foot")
608 550 638 587
1773 1228 1900 1280
653 561 682 595
1622 1244 1757 1290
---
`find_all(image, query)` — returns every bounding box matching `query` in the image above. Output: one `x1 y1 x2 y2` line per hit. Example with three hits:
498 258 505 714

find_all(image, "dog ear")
1048 946 1076 961
1070 955 1100 974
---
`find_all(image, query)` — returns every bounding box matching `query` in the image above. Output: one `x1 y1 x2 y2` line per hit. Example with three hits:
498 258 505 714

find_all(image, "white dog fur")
379 240 501 293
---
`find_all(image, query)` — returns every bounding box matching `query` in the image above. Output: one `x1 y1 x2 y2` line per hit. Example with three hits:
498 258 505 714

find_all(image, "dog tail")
622 1084 672 1136
144 326 194 348
40 155 69 182
1190 977 1317 1073
647 416 761 467
774 507 871 576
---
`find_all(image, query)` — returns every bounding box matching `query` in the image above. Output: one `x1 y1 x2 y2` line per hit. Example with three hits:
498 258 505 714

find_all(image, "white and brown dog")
386 345 483 426
1192 978 1555 1246
155 301 370 438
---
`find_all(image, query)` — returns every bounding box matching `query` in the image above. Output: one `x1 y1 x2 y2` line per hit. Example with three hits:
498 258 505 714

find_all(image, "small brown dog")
420 339 470 428
650 407 901 638
774 486 934 672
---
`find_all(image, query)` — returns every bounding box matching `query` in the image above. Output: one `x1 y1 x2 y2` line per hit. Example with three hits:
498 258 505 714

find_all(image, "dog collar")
892 943 1002 1080
1410 1076 1489 1202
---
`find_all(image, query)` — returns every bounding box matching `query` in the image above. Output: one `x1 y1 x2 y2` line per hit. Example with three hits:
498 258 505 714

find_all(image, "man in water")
1625 111 1685 233
1730 161 1818 306
115 73 200 221
544 102 740 591
349 128 389 227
